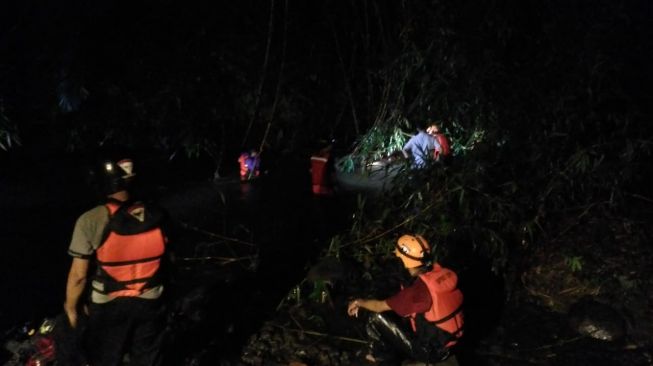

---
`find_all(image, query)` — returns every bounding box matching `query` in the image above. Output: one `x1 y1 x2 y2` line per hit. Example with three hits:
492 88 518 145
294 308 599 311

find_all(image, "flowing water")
0 150 355 363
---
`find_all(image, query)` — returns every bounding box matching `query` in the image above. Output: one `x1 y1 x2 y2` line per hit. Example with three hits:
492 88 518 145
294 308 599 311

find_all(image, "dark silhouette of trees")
1 1 651 269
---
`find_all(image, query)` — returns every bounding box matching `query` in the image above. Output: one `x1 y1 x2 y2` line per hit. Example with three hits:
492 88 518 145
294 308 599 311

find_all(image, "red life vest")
310 152 333 195
410 264 464 348
434 133 450 160
93 201 166 298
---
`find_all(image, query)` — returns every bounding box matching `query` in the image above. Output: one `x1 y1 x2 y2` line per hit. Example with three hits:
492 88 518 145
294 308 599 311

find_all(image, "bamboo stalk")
270 323 368 344
178 221 255 246
259 0 288 154
178 255 256 264
242 0 275 147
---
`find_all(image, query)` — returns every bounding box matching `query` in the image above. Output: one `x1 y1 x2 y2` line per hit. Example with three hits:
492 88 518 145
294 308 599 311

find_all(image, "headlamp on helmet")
395 234 433 269
96 158 135 195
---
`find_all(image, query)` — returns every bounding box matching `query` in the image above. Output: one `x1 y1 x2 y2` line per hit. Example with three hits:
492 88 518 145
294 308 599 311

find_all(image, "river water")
4 151 649 365
0 149 355 362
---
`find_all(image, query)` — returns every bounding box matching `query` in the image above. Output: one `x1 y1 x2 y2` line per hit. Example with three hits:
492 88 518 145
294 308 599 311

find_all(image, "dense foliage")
1 1 652 283
324 0 653 291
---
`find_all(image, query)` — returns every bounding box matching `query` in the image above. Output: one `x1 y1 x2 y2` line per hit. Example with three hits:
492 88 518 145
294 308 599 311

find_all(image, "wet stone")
568 297 626 341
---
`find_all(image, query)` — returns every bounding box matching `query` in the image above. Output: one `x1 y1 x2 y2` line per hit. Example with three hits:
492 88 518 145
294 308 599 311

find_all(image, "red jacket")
310 151 333 195
434 133 450 160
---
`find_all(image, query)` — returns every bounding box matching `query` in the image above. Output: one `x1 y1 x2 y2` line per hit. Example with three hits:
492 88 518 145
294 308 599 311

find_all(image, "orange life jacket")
410 264 464 348
434 133 450 160
310 152 333 195
93 201 166 298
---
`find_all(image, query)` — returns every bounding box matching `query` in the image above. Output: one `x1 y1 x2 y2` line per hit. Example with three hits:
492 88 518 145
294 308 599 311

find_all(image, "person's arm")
347 298 392 317
64 258 89 328
402 136 416 159
432 136 441 155
402 144 411 159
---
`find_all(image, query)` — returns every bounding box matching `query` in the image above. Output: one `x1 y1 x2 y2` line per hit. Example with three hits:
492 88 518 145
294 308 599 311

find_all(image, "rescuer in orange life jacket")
347 235 464 364
64 156 171 366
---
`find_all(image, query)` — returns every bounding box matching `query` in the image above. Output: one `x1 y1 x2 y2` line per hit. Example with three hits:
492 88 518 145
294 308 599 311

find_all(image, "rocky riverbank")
238 209 653 366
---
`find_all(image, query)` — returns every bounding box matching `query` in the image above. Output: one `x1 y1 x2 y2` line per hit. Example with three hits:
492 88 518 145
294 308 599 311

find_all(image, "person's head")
93 157 136 198
395 234 433 274
426 124 440 135
316 138 334 153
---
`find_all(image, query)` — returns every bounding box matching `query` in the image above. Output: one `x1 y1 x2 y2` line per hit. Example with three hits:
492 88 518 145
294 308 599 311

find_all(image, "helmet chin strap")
395 243 424 261
396 235 433 267
413 236 433 266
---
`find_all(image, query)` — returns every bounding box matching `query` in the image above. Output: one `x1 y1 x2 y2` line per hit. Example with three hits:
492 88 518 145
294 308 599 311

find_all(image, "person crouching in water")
347 235 464 364
238 149 261 181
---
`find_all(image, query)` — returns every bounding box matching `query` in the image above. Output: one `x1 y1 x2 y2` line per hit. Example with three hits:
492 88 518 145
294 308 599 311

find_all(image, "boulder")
568 297 626 341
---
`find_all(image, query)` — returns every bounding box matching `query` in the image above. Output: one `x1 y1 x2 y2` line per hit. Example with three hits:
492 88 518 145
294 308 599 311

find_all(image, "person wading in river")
64 156 170 366
310 140 336 195
238 149 261 181
347 235 464 365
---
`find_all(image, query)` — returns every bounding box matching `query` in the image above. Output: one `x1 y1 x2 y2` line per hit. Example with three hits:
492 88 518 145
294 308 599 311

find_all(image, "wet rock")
568 297 626 341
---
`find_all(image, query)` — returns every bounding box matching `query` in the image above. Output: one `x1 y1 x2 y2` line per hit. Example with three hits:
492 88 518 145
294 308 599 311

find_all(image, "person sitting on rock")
347 235 464 364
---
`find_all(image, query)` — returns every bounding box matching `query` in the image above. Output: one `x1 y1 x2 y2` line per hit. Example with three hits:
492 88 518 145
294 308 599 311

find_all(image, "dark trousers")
86 298 166 366
366 313 449 365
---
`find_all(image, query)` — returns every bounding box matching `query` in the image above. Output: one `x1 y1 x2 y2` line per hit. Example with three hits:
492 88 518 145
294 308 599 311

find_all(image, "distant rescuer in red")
64 156 169 366
347 235 464 364
310 140 336 195
238 149 261 181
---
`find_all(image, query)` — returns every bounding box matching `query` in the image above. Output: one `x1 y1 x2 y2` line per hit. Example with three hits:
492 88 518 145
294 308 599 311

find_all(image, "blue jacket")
403 131 440 167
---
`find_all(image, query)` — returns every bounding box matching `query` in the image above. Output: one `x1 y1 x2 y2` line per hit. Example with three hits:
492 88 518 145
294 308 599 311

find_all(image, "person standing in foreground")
64 157 169 366
347 235 464 365
402 127 441 168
